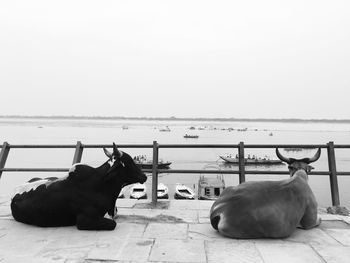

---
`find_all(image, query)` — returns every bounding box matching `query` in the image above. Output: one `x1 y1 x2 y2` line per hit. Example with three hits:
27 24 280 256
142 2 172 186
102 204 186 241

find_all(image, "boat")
283 147 316 152
198 174 225 200
133 155 171 169
129 183 147 199
219 154 283 165
157 183 169 199
174 183 195 200
159 126 171 132
184 134 199 139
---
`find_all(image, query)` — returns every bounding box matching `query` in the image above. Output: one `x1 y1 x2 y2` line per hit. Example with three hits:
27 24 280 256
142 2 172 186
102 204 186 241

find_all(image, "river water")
0 117 349 207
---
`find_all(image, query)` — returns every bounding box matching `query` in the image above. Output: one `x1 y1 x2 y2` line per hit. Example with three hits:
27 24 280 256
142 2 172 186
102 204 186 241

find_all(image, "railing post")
327 141 340 206
152 141 159 205
72 141 84 164
238 141 246 183
0 142 10 179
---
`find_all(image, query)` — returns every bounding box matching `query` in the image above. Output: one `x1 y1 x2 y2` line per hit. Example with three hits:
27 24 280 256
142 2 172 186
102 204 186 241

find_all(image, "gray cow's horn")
275 148 291 164
306 148 321 164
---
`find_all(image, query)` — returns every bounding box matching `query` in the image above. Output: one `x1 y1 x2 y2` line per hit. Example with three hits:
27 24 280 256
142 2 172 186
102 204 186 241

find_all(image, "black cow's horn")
112 143 123 158
306 148 321 164
276 148 291 164
103 148 113 160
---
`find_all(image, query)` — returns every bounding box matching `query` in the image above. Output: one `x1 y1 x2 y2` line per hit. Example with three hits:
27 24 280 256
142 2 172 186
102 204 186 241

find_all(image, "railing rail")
1 141 350 206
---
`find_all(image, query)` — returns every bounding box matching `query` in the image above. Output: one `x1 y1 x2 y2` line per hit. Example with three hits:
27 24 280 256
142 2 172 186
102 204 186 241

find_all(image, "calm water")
1 117 350 207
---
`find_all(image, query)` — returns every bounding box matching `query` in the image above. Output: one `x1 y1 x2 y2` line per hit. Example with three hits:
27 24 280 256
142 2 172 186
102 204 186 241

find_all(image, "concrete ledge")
0 199 349 262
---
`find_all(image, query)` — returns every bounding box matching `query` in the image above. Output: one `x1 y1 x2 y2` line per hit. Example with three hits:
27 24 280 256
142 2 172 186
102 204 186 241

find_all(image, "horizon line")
1 115 350 123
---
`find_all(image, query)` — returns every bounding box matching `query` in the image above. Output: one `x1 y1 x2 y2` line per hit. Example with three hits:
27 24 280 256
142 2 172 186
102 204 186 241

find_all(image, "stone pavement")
1 196 350 263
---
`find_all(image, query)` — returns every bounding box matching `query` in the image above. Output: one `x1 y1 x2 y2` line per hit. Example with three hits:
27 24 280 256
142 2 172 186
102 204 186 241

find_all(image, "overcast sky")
1 0 349 119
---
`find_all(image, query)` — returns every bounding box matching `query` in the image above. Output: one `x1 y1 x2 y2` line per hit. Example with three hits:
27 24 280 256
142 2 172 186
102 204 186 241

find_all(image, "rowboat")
219 155 283 165
174 184 195 200
129 183 147 199
157 183 169 199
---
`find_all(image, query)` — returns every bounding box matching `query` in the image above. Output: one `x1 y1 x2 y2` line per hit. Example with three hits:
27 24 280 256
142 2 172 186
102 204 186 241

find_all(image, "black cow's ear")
103 148 113 159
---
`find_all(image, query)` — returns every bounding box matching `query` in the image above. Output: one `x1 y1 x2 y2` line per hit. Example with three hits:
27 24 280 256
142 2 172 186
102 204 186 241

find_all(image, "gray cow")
210 148 321 238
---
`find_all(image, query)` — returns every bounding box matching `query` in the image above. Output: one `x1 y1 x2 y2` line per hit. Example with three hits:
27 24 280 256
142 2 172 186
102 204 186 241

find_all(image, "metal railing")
1 141 349 206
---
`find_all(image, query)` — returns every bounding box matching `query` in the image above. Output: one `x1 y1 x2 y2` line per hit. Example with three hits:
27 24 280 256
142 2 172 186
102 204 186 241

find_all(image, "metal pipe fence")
1 141 350 206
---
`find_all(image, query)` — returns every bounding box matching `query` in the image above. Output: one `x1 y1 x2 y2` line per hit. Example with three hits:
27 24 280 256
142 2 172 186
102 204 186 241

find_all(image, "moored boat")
219 154 283 165
130 183 147 199
157 183 169 199
159 126 171 132
283 147 316 152
133 155 171 169
184 134 199 139
198 172 225 200
174 183 195 200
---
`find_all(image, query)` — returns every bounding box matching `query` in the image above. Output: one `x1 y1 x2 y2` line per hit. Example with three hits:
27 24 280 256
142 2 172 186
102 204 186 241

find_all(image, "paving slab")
340 216 350 225
87 238 154 262
38 246 93 262
103 222 147 238
320 220 350 229
0 228 51 258
286 227 339 246
162 209 199 223
255 241 324 263
117 208 188 223
312 245 350 263
198 200 214 210
144 223 188 239
169 200 200 210
188 223 222 240
198 209 211 224
206 239 263 263
323 228 350 245
116 198 138 208
319 213 341 221
149 239 206 263
0 255 66 263
43 227 98 248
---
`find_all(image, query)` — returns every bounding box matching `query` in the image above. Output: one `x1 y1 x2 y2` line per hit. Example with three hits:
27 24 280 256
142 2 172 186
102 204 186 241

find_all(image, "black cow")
210 148 321 238
11 143 147 230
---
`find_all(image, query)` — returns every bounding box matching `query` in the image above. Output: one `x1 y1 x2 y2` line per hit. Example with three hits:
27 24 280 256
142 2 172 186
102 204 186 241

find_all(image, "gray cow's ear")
103 148 113 160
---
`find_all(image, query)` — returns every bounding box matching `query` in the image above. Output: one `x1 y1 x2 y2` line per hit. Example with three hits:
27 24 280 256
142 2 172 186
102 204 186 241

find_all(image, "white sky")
1 0 349 119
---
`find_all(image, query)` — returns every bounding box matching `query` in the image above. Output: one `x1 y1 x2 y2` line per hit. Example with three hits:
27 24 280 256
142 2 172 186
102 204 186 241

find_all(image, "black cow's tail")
210 215 220 231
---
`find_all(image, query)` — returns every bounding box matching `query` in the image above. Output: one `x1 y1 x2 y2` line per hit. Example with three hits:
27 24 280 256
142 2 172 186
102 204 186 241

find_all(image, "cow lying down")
210 148 321 239
11 143 147 230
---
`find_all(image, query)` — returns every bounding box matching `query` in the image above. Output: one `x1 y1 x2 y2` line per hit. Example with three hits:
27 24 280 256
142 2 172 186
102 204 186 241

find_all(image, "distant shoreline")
1 115 350 124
